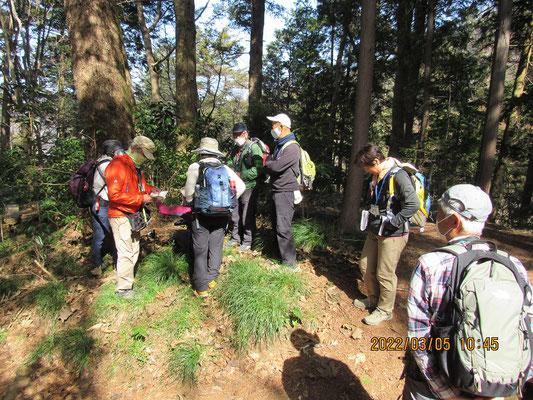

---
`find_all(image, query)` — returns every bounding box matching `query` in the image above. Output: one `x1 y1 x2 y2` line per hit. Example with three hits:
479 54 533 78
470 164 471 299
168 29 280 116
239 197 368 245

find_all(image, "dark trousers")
90 205 116 268
271 191 296 267
191 214 227 292
230 186 258 246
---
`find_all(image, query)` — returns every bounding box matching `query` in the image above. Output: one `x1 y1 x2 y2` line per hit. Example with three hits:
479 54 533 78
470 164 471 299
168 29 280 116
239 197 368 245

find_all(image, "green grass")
28 281 67 316
0 277 21 299
216 258 309 351
138 248 189 286
0 328 7 344
156 295 204 338
168 342 204 385
48 251 86 276
292 219 333 252
28 328 96 372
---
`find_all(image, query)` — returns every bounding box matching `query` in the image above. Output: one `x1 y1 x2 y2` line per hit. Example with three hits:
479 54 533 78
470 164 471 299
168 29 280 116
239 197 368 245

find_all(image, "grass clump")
157 296 204 339
28 328 96 372
293 219 333 252
0 277 21 299
216 258 308 351
28 281 67 316
168 342 204 385
138 248 189 286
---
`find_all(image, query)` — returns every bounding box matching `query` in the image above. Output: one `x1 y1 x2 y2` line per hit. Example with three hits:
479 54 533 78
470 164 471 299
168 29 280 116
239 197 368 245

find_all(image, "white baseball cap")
267 113 291 129
440 184 493 222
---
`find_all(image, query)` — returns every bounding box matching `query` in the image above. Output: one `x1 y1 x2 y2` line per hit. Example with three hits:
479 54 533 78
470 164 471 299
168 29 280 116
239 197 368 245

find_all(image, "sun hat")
440 184 493 222
266 113 291 129
133 136 155 160
232 122 248 135
191 137 225 158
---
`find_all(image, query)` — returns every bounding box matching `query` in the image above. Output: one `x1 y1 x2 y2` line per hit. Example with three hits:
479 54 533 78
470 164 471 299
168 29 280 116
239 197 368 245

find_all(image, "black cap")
102 139 123 156
232 122 247 135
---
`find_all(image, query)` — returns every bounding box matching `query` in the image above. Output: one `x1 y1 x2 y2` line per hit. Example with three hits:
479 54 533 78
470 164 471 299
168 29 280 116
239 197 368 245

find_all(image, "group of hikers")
82 113 532 400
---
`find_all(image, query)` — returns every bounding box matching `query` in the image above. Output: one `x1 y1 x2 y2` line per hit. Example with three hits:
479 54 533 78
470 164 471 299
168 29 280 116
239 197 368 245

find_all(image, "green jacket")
228 140 264 189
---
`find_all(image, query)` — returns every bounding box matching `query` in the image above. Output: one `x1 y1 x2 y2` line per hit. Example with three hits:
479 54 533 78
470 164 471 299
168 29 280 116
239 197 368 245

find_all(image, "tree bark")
137 0 162 103
416 0 437 166
248 0 264 136
174 0 198 132
338 0 377 234
490 17 532 218
520 136 533 214
389 0 414 158
65 0 136 152
474 0 512 193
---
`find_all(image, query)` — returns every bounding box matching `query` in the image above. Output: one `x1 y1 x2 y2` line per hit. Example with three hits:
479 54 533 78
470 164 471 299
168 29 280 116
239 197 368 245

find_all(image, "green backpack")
280 140 316 190
431 240 533 397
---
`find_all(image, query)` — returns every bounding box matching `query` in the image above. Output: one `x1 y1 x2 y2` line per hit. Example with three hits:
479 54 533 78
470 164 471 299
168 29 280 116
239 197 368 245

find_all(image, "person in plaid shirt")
402 184 532 400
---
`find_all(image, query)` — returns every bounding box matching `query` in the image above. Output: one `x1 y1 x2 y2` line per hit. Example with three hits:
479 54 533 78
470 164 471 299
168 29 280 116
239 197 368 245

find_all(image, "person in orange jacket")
106 136 159 298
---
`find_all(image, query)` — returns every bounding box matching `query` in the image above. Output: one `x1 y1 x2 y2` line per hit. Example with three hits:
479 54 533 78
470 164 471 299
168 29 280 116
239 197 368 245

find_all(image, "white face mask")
271 128 281 139
436 214 454 240
234 137 246 147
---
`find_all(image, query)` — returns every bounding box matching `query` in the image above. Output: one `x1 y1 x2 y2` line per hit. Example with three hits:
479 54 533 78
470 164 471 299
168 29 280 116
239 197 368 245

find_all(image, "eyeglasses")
440 192 476 221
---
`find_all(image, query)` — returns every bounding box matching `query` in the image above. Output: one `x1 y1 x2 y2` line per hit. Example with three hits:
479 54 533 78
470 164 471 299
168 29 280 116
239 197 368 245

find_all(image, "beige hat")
267 113 291 129
133 135 155 160
191 137 225 158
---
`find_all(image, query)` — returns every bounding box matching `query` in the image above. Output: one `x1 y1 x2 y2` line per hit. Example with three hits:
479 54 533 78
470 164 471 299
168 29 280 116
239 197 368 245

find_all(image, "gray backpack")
432 240 533 398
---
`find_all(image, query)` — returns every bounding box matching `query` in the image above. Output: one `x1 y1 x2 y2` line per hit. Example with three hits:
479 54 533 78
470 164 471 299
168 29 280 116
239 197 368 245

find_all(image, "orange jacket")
106 153 153 218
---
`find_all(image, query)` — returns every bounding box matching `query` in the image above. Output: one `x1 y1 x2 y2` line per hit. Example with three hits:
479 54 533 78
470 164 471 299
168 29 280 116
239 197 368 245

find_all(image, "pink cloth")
155 201 192 216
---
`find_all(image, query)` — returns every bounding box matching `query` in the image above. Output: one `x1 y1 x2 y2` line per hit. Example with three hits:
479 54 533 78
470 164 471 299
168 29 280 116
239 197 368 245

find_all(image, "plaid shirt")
407 235 532 399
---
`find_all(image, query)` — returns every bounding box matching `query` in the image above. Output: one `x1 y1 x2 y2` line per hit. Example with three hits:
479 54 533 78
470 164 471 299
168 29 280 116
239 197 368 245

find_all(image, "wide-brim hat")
133 135 155 160
267 113 291 129
191 137 225 158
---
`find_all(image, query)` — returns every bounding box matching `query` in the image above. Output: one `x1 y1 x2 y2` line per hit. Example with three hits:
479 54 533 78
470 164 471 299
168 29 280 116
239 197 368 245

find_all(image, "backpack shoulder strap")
280 139 299 153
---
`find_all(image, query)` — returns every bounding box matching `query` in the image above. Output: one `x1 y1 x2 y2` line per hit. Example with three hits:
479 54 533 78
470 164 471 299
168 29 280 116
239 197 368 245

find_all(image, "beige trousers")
359 232 409 314
110 216 140 292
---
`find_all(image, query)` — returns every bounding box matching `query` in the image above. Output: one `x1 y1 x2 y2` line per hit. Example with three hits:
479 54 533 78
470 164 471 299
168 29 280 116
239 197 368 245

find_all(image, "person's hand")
151 187 161 195
143 194 154 204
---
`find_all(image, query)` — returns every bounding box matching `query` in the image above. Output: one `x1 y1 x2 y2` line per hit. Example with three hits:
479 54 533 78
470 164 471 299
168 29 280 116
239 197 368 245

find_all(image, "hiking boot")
239 244 251 252
208 280 217 289
353 296 378 310
117 289 135 299
195 290 209 298
90 266 103 277
363 308 392 326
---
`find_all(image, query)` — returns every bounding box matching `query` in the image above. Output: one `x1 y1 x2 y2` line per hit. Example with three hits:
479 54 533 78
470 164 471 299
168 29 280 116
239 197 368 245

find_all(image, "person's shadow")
282 329 373 400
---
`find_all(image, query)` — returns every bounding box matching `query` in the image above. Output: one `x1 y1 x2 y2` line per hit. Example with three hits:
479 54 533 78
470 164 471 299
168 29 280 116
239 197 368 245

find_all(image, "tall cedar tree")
475 0 512 193
174 0 198 131
338 0 377 233
248 0 265 136
65 0 136 152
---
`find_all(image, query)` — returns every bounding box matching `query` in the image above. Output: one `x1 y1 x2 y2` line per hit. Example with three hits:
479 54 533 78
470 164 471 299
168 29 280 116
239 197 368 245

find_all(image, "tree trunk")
474 0 512 193
404 0 426 143
1 52 11 151
137 0 162 103
520 136 533 214
65 0 136 153
57 36 66 138
389 0 414 158
329 29 348 166
338 0 377 234
490 17 532 219
248 0 264 136
416 0 437 166
174 0 198 132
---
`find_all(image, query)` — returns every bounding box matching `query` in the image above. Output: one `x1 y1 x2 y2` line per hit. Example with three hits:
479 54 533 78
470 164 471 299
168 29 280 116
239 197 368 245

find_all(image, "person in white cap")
402 184 532 400
264 113 300 270
106 135 160 298
181 137 245 297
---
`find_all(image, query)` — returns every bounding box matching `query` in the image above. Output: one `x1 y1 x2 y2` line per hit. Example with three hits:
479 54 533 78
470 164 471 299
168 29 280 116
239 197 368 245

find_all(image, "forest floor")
0 201 532 400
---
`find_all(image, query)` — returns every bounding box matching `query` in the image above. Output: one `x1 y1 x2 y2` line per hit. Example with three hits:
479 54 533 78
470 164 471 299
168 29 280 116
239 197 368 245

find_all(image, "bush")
216 258 308 351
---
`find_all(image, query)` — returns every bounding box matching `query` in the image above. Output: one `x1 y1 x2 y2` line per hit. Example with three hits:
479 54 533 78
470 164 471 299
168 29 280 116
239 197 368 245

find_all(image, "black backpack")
69 160 106 208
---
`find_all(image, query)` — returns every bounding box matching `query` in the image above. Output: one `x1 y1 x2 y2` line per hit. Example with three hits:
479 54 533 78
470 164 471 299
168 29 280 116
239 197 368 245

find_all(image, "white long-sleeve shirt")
181 158 245 203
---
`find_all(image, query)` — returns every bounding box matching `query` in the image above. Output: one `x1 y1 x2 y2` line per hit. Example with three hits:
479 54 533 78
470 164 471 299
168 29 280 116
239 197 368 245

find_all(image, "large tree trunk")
329 30 348 167
404 0 426 143
1 53 11 151
475 0 512 193
137 1 162 103
490 17 532 219
65 0 136 152
338 0 377 234
416 0 437 166
248 0 264 137
389 0 414 158
174 0 198 132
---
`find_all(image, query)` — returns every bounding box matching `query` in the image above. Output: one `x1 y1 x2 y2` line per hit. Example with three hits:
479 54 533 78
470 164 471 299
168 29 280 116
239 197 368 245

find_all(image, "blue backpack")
194 161 237 216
